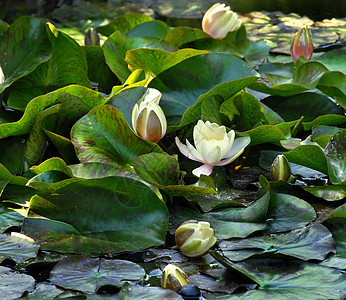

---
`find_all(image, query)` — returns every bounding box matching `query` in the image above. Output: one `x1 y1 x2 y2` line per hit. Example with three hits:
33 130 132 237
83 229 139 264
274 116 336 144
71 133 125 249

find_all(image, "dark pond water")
228 0 346 21
1 0 345 23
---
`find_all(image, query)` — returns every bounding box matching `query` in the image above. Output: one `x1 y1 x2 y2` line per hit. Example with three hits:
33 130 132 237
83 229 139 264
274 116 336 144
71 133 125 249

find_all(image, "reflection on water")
227 0 346 21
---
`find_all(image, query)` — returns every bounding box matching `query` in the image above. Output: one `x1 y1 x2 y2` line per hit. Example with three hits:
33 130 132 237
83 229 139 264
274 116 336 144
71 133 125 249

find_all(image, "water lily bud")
270 154 291 181
202 3 242 39
175 220 217 257
291 25 313 63
161 264 190 290
85 28 100 46
131 88 167 143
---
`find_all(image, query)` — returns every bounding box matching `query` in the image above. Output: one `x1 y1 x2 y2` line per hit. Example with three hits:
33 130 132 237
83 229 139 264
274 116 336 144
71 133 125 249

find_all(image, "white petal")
131 103 139 133
142 88 162 105
175 137 203 163
192 164 213 177
193 120 204 148
186 139 204 162
215 136 251 166
0 66 5 85
199 139 222 164
218 132 233 158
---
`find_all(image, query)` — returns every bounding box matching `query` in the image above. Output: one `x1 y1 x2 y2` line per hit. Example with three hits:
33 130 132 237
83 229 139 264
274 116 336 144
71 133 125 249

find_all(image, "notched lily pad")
49 256 145 294
0 233 39 263
0 266 35 299
218 223 335 262
210 256 346 300
23 176 168 254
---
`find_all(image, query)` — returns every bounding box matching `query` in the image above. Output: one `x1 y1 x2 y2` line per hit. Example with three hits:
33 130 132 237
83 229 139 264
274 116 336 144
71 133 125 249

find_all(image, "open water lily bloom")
175 120 251 177
202 3 242 39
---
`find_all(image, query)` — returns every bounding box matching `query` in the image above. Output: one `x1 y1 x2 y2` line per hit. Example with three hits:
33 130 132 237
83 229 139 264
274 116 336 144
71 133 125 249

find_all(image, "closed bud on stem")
85 28 100 46
161 264 190 290
291 25 313 63
175 220 217 257
131 88 167 143
202 3 242 39
270 154 291 181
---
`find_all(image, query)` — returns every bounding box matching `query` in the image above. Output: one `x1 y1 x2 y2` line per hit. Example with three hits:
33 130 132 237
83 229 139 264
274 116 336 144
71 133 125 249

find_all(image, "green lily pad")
0 266 35 299
261 92 344 122
312 125 343 148
26 170 82 193
125 48 209 78
265 192 316 233
237 125 287 146
127 20 171 39
22 176 168 254
284 145 329 175
96 13 153 37
218 223 335 262
0 136 26 174
292 61 328 89
317 71 346 109
106 86 148 127
82 45 106 84
132 153 216 196
24 104 61 167
317 48 346 74
170 192 270 239
0 233 39 263
209 257 346 300
322 204 346 269
69 163 123 179
149 53 259 130
41 117 77 163
165 26 210 48
302 114 346 131
7 25 91 110
132 153 180 186
181 37 242 56
0 184 36 207
0 85 108 139
0 16 52 94
30 157 74 177
0 164 28 186
303 185 346 201
0 204 25 232
220 91 268 131
186 188 252 213
325 204 346 251
249 81 308 97
102 31 177 83
49 256 145 294
118 283 183 300
324 130 346 185
24 282 63 300
71 105 163 170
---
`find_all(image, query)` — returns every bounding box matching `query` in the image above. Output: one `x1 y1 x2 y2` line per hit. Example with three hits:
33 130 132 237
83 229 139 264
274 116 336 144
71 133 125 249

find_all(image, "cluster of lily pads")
0 2 345 299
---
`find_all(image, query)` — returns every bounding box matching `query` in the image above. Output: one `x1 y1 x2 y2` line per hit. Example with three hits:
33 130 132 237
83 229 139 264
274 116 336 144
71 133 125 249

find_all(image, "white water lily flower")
202 3 242 39
175 120 251 177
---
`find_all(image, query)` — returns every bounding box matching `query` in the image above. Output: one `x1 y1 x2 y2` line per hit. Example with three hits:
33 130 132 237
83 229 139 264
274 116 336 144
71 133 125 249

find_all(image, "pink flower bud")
291 25 313 63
